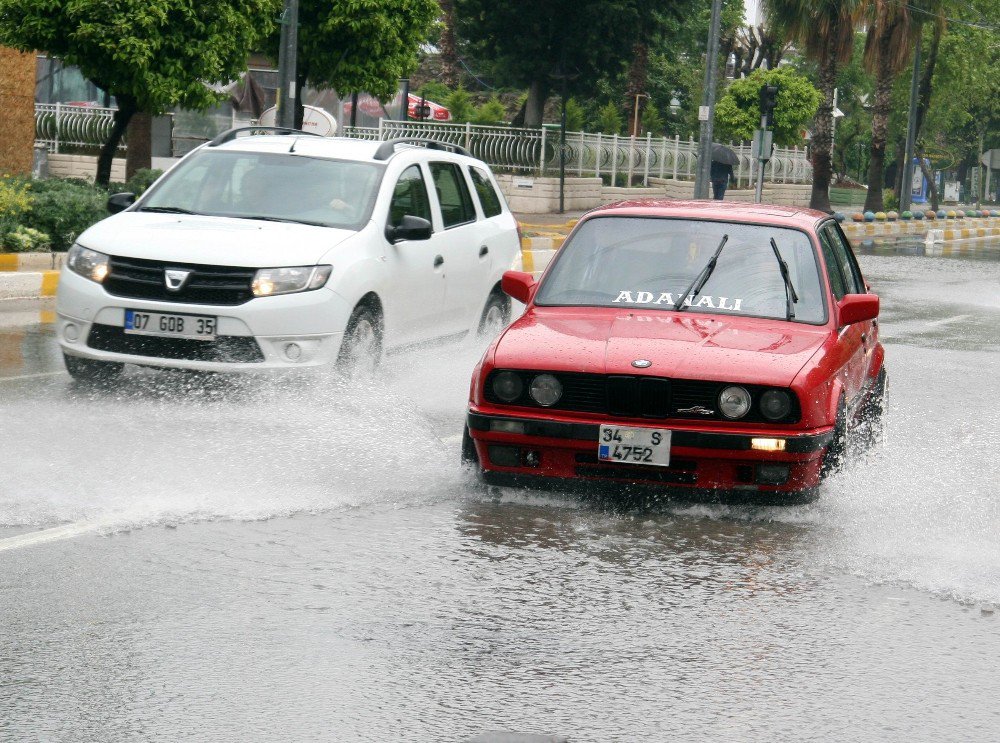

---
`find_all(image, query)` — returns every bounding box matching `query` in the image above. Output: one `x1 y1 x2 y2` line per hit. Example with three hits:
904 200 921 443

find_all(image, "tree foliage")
714 68 820 146
277 0 439 106
0 0 278 184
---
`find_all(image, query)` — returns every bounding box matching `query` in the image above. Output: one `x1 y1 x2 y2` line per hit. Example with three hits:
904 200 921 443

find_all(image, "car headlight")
492 371 523 402
529 374 563 407
66 243 110 283
760 389 792 421
719 385 751 419
252 265 332 297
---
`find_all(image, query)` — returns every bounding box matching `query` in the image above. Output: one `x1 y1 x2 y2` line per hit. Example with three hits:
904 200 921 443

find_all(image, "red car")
463 200 886 502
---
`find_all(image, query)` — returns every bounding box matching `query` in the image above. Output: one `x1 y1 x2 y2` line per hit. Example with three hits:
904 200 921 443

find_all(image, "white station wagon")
56 128 522 380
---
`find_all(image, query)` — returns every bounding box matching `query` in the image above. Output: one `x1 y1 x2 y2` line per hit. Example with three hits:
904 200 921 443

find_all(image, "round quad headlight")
719 386 751 419
492 371 523 402
760 389 792 421
529 374 563 407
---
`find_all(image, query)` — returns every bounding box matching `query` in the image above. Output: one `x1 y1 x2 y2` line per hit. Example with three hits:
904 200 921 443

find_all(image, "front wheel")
336 304 383 377
63 353 124 384
477 291 511 338
821 397 848 478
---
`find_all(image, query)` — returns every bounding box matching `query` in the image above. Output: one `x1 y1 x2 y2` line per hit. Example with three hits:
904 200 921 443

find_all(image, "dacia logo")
164 269 191 292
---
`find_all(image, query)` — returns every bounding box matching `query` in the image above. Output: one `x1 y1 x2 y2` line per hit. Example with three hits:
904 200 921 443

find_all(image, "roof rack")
373 137 472 161
207 126 324 147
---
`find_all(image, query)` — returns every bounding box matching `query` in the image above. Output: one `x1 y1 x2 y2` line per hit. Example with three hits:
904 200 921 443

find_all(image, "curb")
0 271 61 300
0 253 65 272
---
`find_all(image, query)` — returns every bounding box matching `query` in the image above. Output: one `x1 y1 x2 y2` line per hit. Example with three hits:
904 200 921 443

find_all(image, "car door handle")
433 255 444 268
479 245 489 257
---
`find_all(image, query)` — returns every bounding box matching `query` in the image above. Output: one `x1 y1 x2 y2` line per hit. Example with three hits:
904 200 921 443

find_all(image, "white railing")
32 105 812 186
35 103 125 153
342 120 812 186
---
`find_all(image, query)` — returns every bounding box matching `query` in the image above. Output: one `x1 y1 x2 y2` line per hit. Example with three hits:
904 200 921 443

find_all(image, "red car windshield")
534 216 827 323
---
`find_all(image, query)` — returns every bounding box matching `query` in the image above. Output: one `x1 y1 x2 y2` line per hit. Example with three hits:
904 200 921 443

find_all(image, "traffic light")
759 83 780 128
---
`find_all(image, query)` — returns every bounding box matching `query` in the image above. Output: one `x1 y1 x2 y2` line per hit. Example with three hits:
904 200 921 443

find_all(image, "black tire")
821 396 848 478
336 303 383 377
63 353 124 383
858 367 887 449
477 290 511 338
461 423 479 467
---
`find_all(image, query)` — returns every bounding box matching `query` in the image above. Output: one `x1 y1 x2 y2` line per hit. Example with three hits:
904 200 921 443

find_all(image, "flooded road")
2 252 999 741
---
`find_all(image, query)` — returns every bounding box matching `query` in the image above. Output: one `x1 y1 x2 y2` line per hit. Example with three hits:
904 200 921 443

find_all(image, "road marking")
0 521 104 553
0 371 66 383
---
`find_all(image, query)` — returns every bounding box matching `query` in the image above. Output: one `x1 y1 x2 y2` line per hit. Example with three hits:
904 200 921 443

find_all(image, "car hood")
77 212 358 267
493 308 829 386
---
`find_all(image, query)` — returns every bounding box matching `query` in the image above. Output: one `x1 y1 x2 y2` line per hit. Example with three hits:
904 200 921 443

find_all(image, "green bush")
473 96 507 126
23 178 107 252
416 81 451 103
4 225 51 253
564 98 586 132
596 102 624 135
444 87 474 124
883 189 899 211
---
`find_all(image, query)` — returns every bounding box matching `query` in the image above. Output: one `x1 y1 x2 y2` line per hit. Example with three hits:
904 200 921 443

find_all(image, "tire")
821 396 848 478
477 290 511 338
461 423 479 467
63 353 124 384
336 303 383 377
858 367 887 449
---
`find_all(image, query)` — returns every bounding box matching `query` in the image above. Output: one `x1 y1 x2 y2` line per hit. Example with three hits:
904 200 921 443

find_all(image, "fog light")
284 342 302 361
756 464 790 485
488 445 521 467
524 450 541 467
63 323 79 342
751 437 786 452
490 419 525 434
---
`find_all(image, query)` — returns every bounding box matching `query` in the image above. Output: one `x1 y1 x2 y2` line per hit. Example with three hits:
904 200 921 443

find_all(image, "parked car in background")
56 129 521 380
464 200 886 503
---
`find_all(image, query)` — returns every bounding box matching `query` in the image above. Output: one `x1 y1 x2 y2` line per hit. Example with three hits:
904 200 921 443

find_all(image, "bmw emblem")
632 359 652 368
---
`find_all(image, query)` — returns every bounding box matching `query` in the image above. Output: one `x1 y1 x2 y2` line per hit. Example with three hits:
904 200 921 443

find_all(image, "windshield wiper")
138 206 199 215
675 234 728 312
769 237 799 320
234 215 329 227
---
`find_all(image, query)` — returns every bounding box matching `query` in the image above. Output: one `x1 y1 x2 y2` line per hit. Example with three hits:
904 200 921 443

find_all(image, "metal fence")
343 120 812 186
33 105 813 186
35 103 125 153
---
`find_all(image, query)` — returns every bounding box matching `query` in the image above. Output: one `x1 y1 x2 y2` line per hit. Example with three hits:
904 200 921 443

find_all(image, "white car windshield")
534 216 827 323
139 149 383 229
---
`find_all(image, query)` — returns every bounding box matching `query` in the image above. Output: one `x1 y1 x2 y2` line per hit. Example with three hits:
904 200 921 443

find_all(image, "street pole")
632 93 647 138
694 0 724 199
399 79 410 121
754 113 767 203
900 27 922 213
275 0 299 129
559 82 567 214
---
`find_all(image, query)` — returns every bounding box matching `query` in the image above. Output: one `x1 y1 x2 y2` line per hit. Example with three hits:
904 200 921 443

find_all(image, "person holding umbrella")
710 143 739 200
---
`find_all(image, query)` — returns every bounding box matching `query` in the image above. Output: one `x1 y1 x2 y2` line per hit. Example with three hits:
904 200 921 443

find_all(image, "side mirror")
501 270 536 305
107 192 136 214
385 215 432 244
838 294 879 326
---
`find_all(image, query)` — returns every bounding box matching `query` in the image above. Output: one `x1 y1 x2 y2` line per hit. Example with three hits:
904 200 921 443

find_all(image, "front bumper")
467 410 834 496
56 268 351 371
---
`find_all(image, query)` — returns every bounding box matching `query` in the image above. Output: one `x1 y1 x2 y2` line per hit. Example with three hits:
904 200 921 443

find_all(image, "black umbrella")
711 143 739 166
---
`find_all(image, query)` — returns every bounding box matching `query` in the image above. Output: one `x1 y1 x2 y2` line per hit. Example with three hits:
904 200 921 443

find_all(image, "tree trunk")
125 111 152 180
96 95 136 187
913 23 941 150
294 68 308 130
438 0 459 87
893 139 905 200
863 39 895 212
809 47 837 213
626 41 649 137
523 79 549 127
917 145 938 211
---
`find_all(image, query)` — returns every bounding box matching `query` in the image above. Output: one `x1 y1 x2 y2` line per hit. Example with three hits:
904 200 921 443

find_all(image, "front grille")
104 256 256 306
484 371 799 423
86 324 264 363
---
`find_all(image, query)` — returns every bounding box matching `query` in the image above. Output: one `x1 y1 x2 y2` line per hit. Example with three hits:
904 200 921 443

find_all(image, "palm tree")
862 1 915 211
764 0 862 212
